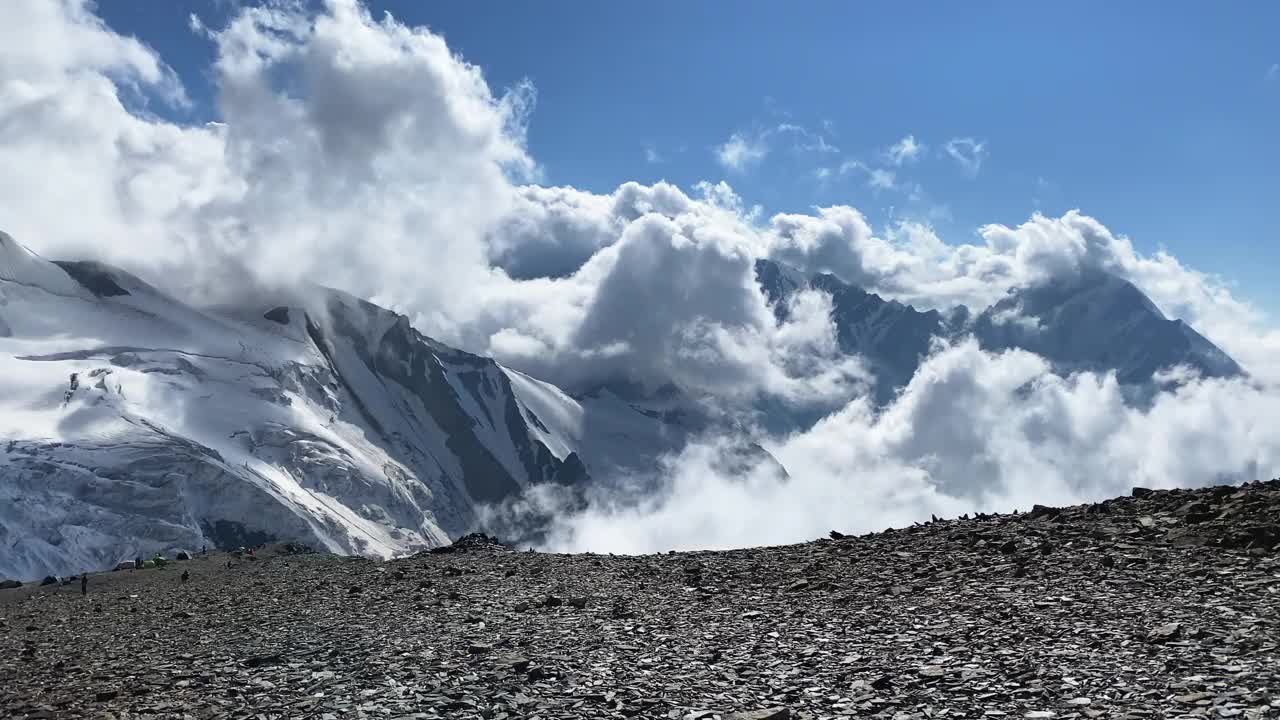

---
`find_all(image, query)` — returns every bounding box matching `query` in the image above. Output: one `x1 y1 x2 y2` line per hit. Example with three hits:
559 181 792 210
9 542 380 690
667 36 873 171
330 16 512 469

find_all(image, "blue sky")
100 1 1280 313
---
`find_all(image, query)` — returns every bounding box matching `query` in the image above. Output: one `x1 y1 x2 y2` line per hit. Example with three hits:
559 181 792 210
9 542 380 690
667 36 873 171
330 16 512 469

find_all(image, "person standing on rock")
80 573 87 596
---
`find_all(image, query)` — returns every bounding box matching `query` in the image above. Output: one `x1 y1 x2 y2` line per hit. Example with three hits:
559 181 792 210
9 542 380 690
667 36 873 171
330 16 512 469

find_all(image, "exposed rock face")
972 269 1243 384
3 480 1278 718
754 259 1243 402
757 259 948 403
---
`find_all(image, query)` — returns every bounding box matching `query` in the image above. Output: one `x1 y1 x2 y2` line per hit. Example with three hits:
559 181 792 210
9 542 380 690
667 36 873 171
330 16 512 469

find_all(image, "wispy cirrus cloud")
884 134 924 166
944 137 988 177
776 123 841 154
836 159 896 190
715 118 839 174
714 131 769 173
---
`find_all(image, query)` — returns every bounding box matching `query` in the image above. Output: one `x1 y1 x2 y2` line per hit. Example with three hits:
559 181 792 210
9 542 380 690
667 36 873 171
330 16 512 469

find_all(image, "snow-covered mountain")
755 258 1243 400
0 231 621 580
1 235 1246 580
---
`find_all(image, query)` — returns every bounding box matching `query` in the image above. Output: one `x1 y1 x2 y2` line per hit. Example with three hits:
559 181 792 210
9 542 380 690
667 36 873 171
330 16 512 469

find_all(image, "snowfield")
0 231 602 580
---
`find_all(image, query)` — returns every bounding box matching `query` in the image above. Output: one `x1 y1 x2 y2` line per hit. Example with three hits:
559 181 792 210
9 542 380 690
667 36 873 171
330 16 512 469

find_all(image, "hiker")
80 573 87 596
180 570 190 584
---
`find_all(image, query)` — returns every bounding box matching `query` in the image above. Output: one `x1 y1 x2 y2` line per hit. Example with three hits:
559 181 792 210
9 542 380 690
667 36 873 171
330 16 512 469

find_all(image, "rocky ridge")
753 259 1244 404
2 480 1279 719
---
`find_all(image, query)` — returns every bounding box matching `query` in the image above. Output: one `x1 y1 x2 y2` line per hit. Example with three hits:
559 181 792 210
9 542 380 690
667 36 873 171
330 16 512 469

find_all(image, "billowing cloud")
0 0 534 336
538 339 1280 553
944 137 987 177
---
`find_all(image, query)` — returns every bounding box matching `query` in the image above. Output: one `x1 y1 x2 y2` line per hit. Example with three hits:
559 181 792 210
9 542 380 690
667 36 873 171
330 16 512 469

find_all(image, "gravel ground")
2 481 1278 719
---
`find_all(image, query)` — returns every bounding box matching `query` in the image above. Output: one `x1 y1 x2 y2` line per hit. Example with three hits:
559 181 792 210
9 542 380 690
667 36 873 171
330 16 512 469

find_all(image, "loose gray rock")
724 709 791 720
1 483 1279 718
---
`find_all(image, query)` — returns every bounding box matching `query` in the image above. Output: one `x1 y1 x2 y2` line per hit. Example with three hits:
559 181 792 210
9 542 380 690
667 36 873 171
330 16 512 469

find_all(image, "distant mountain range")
757 258 1242 402
0 230 1244 579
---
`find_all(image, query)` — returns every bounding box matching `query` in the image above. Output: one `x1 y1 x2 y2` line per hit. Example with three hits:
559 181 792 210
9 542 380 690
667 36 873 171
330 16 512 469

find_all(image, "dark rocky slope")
2 481 1279 719
754 259 1244 404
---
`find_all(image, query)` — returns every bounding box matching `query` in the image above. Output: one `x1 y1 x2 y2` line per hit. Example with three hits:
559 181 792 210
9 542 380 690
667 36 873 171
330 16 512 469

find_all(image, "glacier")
0 231 618 580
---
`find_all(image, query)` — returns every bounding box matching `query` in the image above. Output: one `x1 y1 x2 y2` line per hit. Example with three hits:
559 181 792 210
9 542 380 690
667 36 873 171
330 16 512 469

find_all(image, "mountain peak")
754 258 1243 399
974 270 1243 383
1005 268 1164 321
0 230 86 297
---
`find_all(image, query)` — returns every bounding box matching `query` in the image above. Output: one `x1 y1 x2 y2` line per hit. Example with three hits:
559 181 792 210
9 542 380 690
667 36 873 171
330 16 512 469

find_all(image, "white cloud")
714 121 838 174
4 0 1274 393
714 131 769 173
1267 63 1279 82
643 146 663 164
988 303 1043 334
4 0 1280 557
776 122 840 154
837 160 895 190
885 134 924 165
540 339 1280 553
867 168 896 190
944 137 988 177
759 209 1280 384
0 0 534 334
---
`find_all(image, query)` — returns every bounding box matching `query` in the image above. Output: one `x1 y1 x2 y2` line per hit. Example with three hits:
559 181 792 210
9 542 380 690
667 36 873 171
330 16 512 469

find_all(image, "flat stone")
724 709 791 720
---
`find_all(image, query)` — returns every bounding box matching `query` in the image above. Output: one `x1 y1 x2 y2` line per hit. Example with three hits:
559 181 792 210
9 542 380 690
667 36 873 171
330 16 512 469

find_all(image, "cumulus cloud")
475 182 864 404
944 137 987 177
885 134 924 165
0 0 534 335
761 208 1280 385
4 0 1280 556
539 340 1280 553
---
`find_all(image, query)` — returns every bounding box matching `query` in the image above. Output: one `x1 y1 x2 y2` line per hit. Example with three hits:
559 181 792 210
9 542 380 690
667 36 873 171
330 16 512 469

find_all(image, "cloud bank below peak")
536 338 1280 554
